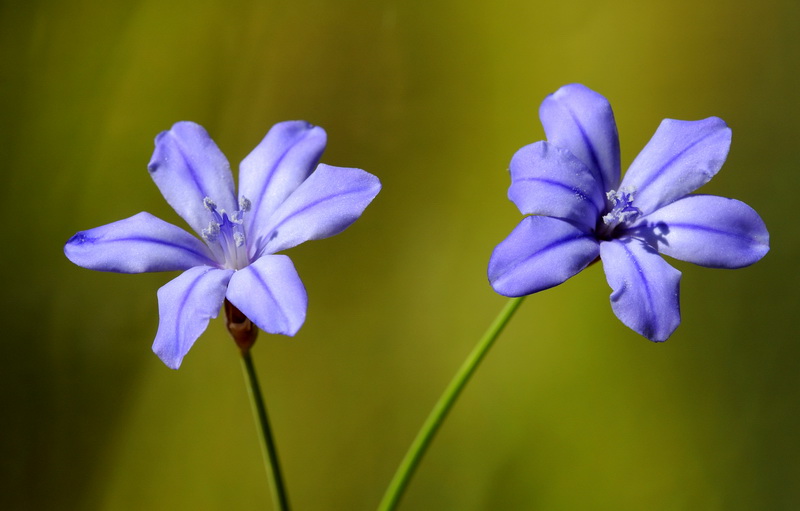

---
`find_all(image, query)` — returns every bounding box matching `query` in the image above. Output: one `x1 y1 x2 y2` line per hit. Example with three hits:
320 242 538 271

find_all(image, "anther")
239 196 251 212
202 222 220 242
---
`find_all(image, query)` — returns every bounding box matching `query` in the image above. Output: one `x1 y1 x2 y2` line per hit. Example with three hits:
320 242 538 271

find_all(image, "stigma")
201 196 251 270
598 188 641 238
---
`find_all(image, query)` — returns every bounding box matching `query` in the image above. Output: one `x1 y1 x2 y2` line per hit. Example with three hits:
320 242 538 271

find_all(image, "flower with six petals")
66 121 381 368
488 84 769 341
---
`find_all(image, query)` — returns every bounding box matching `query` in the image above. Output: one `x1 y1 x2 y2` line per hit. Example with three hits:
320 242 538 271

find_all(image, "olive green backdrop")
2 0 798 509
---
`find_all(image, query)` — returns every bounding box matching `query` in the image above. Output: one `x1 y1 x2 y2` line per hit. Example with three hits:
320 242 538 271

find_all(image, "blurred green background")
2 0 798 509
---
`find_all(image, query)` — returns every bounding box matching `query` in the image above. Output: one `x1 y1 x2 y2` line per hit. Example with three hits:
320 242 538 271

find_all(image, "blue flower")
66 121 381 368
488 84 769 341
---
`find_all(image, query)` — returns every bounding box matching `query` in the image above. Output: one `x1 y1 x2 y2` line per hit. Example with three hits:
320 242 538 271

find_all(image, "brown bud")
224 299 258 354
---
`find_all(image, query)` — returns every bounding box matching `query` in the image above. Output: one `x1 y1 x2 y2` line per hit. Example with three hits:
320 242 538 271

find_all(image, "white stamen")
200 196 250 269
599 187 641 237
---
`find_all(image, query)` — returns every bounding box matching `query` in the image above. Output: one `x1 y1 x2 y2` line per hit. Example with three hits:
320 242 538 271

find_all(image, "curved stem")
377 296 526 511
241 350 291 511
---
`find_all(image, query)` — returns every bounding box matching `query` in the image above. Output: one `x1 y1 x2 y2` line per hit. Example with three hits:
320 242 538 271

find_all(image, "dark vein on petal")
174 268 212 350
262 184 375 252
249 129 314 228
565 106 606 190
175 137 208 203
618 242 657 337
494 232 595 282
665 222 760 243
515 176 601 216
248 264 289 332
636 129 719 195
106 236 213 262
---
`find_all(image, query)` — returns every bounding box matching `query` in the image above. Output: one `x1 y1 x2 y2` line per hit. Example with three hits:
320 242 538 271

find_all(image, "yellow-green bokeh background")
2 0 798 509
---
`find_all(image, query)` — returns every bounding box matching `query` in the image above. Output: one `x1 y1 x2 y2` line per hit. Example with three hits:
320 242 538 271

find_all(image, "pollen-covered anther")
239 196 251 212
203 197 217 211
202 221 220 243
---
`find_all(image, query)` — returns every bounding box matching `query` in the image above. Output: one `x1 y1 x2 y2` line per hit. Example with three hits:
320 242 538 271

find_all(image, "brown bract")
224 299 258 353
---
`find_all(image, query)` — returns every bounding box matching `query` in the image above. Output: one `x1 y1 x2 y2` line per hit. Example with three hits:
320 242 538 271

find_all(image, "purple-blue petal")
239 121 327 254
600 239 681 342
621 117 731 215
226 255 307 336
488 216 599 297
539 83 621 192
630 195 769 268
64 212 217 273
256 164 381 257
152 266 233 369
509 141 605 229
147 122 236 236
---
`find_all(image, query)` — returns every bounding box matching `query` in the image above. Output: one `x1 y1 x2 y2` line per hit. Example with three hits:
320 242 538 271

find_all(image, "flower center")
201 196 251 270
598 188 641 238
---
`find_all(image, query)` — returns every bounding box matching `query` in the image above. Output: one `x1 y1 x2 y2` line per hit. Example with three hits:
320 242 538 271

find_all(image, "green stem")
377 296 526 511
241 350 291 511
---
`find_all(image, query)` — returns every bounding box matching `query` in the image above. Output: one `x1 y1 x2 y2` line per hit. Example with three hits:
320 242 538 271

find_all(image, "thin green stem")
241 350 291 511
377 296 526 511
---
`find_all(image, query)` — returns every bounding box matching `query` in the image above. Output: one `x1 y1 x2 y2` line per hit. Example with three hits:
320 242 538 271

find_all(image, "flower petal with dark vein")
66 121 381 368
488 84 769 341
